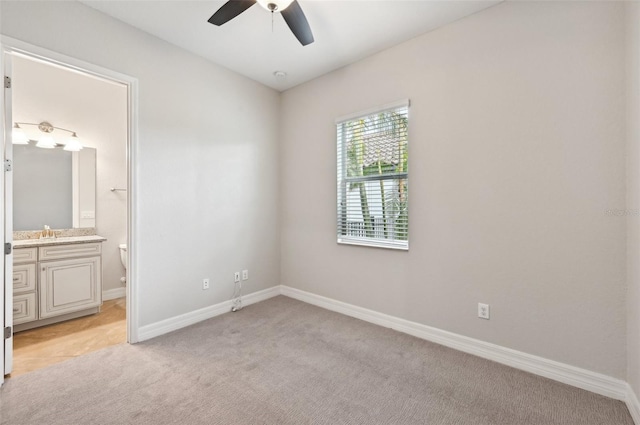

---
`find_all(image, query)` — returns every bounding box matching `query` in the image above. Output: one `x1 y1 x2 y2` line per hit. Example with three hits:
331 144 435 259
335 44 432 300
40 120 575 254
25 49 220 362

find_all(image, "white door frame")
1 44 10 386
0 36 140 382
3 50 14 377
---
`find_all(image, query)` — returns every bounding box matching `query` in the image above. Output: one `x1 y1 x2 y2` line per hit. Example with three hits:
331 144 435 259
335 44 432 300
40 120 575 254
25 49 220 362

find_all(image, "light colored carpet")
0 296 633 424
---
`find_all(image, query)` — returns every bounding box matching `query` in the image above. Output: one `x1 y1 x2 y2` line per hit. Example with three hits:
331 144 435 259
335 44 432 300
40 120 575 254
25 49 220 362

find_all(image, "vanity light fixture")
13 121 84 151
35 122 56 149
36 134 56 149
12 124 29 145
64 133 83 152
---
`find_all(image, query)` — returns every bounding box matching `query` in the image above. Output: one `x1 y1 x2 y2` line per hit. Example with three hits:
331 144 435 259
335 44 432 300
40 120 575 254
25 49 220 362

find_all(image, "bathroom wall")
77 148 97 229
12 55 128 295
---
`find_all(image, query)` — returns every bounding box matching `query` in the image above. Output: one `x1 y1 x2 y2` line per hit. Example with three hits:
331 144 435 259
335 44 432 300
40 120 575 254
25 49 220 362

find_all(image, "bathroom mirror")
13 144 97 231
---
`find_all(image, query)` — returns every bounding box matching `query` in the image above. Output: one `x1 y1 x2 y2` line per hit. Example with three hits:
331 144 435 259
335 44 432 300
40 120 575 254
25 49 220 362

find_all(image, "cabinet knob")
13 308 19 313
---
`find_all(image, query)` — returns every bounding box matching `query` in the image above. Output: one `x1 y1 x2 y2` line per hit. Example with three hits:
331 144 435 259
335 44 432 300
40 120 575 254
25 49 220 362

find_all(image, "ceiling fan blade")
281 0 314 46
208 0 256 26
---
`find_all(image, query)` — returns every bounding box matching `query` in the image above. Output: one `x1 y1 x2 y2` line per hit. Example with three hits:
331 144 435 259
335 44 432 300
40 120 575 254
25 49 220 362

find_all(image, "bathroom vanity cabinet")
13 236 106 332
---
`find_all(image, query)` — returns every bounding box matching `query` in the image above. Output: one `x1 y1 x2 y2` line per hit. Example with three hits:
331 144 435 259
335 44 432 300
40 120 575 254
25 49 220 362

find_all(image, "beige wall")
281 1 627 378
627 0 640 399
1 0 281 327
2 0 636 388
12 55 128 293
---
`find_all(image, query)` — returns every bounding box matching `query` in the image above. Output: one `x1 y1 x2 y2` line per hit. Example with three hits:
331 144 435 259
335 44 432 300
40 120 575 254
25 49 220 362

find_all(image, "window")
336 100 409 250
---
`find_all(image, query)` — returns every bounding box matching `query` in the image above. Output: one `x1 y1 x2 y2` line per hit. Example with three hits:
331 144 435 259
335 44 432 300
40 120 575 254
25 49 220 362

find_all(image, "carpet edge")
626 384 640 425
137 286 281 342
280 285 629 403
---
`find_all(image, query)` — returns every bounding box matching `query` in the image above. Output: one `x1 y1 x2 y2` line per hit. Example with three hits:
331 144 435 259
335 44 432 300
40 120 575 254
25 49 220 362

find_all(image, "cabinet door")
40 256 102 319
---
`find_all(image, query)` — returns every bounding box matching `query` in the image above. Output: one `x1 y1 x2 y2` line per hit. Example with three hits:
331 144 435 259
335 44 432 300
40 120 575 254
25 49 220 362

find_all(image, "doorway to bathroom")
1 38 138 380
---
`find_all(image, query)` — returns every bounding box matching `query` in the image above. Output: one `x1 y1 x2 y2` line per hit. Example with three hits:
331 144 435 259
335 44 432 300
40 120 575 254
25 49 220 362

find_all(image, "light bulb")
12 124 29 145
63 133 83 152
36 134 56 149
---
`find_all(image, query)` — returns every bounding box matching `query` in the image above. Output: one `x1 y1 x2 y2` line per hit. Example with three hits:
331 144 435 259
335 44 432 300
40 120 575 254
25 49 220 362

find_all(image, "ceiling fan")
208 0 314 46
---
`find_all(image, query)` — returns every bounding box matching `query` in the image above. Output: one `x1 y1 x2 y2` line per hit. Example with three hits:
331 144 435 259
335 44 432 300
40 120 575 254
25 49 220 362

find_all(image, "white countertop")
14 235 107 248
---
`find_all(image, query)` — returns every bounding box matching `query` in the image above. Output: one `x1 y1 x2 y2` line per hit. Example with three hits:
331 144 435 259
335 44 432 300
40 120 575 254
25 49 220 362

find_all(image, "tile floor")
9 297 126 377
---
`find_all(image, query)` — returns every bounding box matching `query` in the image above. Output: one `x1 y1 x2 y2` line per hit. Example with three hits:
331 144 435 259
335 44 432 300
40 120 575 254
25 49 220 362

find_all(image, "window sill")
337 237 409 251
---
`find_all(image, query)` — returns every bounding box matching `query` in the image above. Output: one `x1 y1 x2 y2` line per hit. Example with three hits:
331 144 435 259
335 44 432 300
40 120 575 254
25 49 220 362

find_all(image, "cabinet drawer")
13 263 36 293
39 243 102 261
13 293 37 325
14 247 37 264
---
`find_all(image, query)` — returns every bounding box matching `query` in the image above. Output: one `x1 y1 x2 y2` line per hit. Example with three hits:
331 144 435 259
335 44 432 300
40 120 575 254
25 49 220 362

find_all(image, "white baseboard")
627 384 640 425
280 286 629 402
133 283 636 420
137 286 281 342
102 287 126 301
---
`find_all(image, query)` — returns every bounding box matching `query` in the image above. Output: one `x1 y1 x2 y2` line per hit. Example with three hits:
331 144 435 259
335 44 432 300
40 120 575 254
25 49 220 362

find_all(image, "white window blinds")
336 100 409 250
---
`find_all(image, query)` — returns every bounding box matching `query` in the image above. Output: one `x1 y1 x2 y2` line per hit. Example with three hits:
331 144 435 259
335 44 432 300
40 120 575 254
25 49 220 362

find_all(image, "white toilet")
119 244 127 284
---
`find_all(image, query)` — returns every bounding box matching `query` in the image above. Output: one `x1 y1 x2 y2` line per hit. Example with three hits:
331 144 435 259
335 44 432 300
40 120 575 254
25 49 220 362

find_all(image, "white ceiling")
81 0 500 91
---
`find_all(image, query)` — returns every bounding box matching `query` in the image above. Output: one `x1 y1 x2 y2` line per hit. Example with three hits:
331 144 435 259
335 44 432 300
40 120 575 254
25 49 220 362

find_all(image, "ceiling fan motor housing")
256 0 294 13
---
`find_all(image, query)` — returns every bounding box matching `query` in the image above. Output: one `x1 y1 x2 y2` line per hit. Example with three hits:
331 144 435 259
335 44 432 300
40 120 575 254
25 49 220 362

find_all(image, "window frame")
336 99 410 250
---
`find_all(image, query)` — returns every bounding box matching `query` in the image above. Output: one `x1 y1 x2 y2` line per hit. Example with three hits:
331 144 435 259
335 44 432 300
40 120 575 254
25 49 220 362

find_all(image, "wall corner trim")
627 384 640 425
137 286 281 342
280 285 629 403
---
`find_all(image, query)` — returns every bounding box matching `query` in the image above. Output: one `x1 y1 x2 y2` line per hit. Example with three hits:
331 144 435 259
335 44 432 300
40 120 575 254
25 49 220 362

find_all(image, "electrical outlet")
242 270 249 281
203 278 210 290
234 272 240 283
478 303 490 320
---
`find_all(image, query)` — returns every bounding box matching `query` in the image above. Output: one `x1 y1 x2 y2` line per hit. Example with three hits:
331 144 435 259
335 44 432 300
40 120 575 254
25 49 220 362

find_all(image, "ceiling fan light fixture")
256 0 293 12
